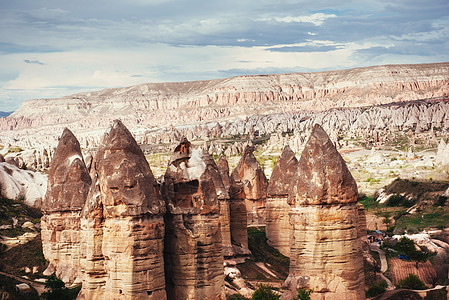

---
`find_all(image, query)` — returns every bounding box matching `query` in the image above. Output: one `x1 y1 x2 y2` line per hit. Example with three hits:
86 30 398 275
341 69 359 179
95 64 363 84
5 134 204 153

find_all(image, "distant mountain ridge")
0 111 13 118
1 62 448 133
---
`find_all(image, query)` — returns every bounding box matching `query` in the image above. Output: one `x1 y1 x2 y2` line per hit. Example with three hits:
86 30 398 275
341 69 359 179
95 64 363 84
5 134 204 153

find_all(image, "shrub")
252 284 279 300
294 289 313 300
228 294 245 300
396 274 427 290
435 196 447 207
366 280 388 298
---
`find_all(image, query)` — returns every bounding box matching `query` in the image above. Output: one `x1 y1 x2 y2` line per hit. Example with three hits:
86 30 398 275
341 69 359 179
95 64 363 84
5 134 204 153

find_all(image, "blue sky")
0 0 448 111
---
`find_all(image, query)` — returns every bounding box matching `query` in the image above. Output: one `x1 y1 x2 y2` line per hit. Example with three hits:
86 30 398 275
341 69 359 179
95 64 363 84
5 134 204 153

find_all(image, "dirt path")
0 270 46 295
370 242 394 290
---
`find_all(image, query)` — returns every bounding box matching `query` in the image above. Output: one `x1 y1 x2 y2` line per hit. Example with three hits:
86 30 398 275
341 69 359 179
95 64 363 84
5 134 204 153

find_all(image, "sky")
0 0 448 111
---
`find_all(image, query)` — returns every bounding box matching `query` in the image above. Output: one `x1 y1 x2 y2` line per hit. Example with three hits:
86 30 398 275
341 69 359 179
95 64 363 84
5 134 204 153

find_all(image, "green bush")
294 289 313 300
252 284 279 300
366 280 388 298
396 274 427 290
228 294 245 300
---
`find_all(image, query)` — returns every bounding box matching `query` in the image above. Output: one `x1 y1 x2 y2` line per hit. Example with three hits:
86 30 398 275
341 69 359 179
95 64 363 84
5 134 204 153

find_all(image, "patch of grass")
0 234 48 277
394 207 449 231
7 146 23 153
359 195 377 210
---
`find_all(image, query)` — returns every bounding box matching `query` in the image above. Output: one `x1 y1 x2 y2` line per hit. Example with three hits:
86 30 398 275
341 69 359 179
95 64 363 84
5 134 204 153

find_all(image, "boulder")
283 124 365 300
266 145 298 257
162 137 225 299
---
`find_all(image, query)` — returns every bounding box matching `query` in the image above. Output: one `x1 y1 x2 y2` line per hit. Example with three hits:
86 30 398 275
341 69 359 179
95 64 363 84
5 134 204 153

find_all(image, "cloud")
0 0 448 111
24 59 44 65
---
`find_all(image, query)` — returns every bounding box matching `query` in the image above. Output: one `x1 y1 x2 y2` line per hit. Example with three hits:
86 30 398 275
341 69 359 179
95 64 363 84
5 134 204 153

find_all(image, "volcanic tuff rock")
0 162 47 207
230 146 268 226
283 124 365 300
266 145 298 257
1 63 448 141
201 150 234 257
79 120 166 299
162 138 225 300
41 128 91 284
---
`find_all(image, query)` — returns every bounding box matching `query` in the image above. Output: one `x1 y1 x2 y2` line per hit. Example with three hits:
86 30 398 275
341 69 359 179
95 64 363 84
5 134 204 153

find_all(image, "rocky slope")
1 63 448 134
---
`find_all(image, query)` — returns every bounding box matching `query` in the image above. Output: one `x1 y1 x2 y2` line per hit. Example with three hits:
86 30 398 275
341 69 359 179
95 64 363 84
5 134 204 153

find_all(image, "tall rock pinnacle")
41 128 91 283
79 120 166 299
266 145 298 257
162 137 225 300
284 124 365 300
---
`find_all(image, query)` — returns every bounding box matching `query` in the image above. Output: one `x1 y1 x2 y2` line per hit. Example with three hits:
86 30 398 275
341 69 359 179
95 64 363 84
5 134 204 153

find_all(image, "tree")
252 284 279 300
397 274 427 290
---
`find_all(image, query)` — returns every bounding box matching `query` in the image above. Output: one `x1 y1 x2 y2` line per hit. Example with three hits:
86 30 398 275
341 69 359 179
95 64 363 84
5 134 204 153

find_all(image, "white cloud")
263 13 337 26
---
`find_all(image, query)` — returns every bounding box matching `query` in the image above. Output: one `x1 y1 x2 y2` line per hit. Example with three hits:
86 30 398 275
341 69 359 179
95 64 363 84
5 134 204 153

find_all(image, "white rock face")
0 162 47 207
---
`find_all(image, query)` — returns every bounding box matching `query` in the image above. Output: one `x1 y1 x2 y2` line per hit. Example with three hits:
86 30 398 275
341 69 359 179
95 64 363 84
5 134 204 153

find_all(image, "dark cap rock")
42 128 91 212
268 145 298 197
288 124 357 206
91 120 163 217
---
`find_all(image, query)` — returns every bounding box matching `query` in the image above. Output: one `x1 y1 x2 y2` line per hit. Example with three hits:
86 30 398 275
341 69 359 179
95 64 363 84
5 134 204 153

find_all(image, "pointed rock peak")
43 128 91 212
268 146 298 196
93 120 162 217
280 145 296 162
289 124 357 205
217 156 230 173
243 145 255 157
54 128 83 163
101 119 141 154
201 149 215 167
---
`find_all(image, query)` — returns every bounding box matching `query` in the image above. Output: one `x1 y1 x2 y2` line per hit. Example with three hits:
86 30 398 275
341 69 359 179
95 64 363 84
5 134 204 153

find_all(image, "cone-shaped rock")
79 120 166 299
162 138 224 300
266 145 298 257
284 124 365 300
230 145 268 226
41 128 91 284
201 150 234 257
217 155 231 193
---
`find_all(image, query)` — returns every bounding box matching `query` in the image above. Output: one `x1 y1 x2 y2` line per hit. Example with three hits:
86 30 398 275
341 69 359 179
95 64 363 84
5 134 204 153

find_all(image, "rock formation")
78 120 166 299
283 124 365 300
162 138 224 299
201 150 234 257
41 128 91 284
230 146 268 226
266 145 298 257
0 162 47 207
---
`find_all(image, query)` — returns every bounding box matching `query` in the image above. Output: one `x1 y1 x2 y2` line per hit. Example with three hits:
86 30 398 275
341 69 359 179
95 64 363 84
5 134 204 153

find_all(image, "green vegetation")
0 197 42 227
41 275 81 300
386 194 415 207
241 227 289 279
0 234 47 278
365 280 388 298
394 237 430 268
293 289 313 300
252 284 279 300
394 207 449 232
359 195 377 210
396 274 427 290
7 146 23 153
227 294 246 300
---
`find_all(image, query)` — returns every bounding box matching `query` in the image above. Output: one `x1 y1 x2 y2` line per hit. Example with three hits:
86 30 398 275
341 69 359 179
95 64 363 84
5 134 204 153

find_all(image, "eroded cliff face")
2 63 448 134
41 128 91 284
78 120 166 300
284 124 365 300
266 146 298 257
161 138 225 300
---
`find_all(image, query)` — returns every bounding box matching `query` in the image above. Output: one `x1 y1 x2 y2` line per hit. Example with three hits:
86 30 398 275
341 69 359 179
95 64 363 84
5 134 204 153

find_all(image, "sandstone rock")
41 128 91 284
266 146 298 257
230 146 268 226
201 150 234 257
79 120 166 299
0 162 47 207
284 124 365 300
162 137 225 300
